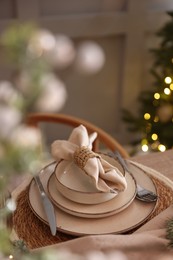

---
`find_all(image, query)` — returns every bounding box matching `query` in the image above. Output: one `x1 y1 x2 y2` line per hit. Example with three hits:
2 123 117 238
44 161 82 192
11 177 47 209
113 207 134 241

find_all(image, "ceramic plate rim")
28 162 158 236
47 171 136 218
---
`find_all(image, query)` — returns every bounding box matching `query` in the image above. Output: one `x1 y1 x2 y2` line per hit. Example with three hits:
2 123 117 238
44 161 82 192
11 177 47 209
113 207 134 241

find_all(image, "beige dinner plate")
47 171 136 218
28 162 157 236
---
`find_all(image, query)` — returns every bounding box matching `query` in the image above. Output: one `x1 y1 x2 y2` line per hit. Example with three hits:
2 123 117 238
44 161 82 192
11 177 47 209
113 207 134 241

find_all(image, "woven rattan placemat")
12 175 173 250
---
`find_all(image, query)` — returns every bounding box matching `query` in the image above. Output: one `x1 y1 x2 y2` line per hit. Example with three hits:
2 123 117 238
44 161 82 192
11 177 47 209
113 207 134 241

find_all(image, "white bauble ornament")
75 41 105 74
36 73 67 112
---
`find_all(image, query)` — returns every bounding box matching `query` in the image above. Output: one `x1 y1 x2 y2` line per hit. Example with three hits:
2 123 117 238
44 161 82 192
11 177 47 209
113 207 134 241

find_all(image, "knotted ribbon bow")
51 125 127 193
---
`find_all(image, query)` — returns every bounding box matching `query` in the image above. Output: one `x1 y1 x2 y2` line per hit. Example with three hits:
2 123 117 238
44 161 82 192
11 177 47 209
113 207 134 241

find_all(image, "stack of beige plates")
28 154 157 236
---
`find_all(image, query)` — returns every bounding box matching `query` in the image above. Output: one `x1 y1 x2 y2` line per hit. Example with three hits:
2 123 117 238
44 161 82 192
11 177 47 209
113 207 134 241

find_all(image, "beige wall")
0 0 173 145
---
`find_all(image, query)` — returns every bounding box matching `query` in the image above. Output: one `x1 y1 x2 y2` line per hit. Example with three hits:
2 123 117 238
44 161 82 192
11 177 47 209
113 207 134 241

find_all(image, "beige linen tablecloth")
11 150 173 259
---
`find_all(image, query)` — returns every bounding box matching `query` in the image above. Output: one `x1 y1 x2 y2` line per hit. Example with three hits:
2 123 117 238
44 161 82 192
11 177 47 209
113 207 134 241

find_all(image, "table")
12 150 173 260
132 149 173 181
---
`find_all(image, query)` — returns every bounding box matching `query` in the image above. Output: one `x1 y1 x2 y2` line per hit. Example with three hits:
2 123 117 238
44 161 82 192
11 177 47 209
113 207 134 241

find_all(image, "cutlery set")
136 184 158 202
108 151 158 203
34 172 57 236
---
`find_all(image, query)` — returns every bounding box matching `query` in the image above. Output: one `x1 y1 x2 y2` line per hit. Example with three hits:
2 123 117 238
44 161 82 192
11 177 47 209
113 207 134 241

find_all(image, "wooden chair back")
26 113 129 158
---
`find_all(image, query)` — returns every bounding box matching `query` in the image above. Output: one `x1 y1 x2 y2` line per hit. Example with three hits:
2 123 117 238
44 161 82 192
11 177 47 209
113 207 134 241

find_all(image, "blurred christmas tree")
123 12 173 153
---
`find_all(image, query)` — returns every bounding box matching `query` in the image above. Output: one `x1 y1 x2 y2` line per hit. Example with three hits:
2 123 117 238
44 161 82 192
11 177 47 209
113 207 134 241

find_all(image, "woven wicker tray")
12 172 173 250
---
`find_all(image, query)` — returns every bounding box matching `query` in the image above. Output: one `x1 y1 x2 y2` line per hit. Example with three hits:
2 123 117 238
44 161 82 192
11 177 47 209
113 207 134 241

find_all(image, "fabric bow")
51 125 127 193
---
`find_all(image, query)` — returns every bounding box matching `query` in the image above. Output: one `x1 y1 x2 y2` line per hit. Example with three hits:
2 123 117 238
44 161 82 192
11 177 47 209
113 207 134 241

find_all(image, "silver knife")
34 173 57 236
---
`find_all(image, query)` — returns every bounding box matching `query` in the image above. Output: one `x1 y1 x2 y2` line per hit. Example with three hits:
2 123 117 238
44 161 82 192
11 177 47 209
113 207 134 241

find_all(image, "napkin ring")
73 146 99 170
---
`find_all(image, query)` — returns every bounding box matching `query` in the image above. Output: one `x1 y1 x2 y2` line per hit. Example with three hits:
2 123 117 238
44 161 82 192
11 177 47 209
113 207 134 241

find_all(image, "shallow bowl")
54 154 125 204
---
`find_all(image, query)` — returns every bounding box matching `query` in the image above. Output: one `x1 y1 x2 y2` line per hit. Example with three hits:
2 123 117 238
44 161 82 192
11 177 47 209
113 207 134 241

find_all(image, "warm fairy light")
141 139 148 145
144 113 151 120
9 255 13 259
154 116 159 122
158 144 166 152
154 93 160 99
164 87 171 95
151 133 158 141
170 83 173 90
141 144 148 152
164 76 172 84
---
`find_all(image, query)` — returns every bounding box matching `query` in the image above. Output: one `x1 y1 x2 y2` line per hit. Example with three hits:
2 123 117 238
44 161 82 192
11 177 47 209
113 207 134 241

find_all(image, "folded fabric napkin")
51 125 127 193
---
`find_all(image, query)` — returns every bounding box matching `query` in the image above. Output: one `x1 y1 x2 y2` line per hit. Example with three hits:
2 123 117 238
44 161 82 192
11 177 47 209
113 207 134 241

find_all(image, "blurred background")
0 0 173 156
1 0 173 258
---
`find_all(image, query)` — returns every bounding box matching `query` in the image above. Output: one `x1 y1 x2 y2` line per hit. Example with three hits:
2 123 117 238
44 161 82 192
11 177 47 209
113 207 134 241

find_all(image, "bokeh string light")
122 12 173 156
141 74 173 153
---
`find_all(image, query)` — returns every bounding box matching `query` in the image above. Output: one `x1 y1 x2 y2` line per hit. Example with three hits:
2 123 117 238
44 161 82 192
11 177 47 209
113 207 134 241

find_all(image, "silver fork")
108 151 158 203
136 184 158 202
